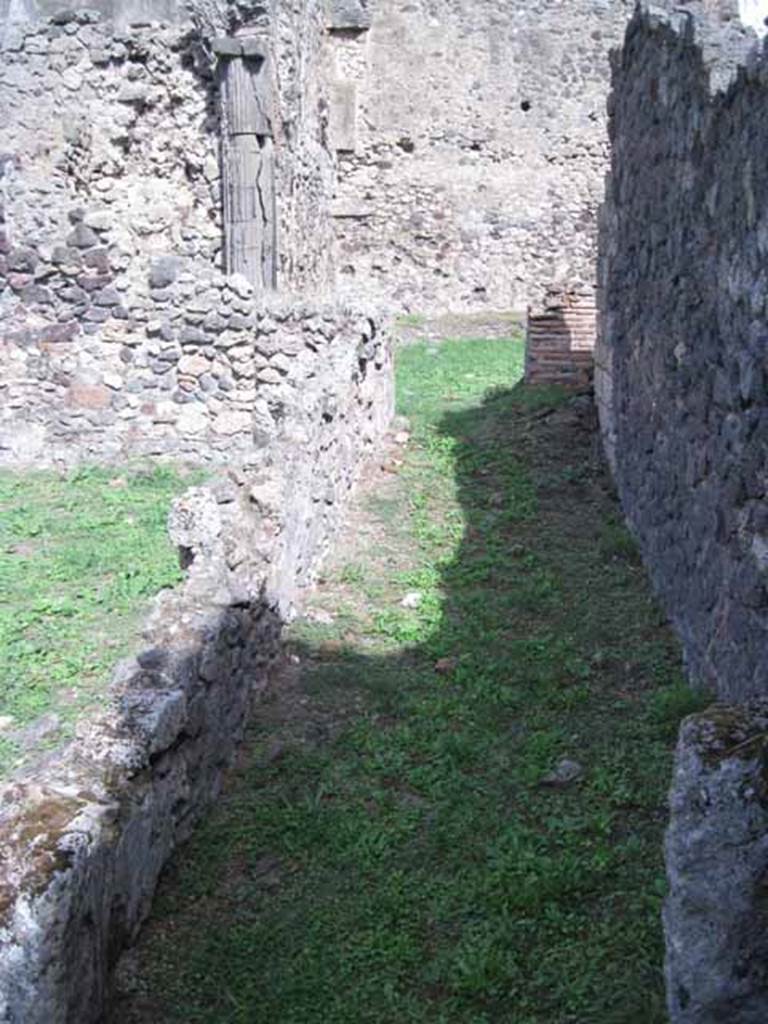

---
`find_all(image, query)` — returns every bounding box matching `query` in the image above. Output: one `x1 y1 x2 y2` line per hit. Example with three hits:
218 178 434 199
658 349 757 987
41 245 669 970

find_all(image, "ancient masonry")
597 5 768 1021
0 1 393 1021
0 0 342 466
3 0 768 1021
325 0 634 314
524 287 597 388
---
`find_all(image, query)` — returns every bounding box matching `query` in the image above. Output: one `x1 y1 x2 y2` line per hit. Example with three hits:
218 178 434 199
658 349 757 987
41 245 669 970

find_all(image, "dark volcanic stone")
7 247 38 272
67 224 100 249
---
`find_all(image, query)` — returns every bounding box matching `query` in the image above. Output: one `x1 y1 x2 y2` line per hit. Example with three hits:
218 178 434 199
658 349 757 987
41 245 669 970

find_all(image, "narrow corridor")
115 335 693 1024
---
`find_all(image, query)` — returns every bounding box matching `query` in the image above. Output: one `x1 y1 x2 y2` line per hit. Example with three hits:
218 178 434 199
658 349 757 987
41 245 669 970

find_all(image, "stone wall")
326 0 634 314
272 0 337 293
0 260 381 467
0 5 396 1020
598 2 761 700
663 701 768 1024
0 304 393 1024
0 9 222 301
0 0 335 298
596 6 768 1020
0 0 345 467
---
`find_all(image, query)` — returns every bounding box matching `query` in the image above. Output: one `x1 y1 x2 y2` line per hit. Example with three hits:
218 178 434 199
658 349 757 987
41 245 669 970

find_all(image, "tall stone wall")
0 8 222 301
326 0 634 314
0 0 343 467
598 3 761 701
596 7 768 1020
273 0 337 292
0 0 335 294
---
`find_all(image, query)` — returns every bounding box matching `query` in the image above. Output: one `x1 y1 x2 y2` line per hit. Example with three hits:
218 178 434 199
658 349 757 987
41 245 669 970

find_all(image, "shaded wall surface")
598 11 768 1020
597 5 764 702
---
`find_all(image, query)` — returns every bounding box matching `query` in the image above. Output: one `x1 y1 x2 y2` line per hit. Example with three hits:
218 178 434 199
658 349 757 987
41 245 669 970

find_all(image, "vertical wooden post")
215 38 277 293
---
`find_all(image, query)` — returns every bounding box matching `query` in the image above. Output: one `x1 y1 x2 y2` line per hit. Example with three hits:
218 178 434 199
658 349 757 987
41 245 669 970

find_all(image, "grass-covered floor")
116 337 702 1023
0 466 193 776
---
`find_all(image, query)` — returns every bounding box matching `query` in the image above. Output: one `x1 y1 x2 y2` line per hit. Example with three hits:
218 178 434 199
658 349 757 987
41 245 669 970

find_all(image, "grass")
115 337 707 1024
396 313 428 329
0 464 197 776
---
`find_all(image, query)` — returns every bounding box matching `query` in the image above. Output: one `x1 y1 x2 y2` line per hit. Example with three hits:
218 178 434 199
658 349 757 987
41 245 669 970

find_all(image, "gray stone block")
665 704 768 1023
326 0 372 31
148 256 183 290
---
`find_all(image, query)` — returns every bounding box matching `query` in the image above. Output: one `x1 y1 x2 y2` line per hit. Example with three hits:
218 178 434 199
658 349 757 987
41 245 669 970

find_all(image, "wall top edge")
0 0 193 31
625 0 765 95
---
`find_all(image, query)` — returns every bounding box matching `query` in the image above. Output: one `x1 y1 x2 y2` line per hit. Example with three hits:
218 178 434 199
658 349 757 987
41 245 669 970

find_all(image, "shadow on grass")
114 353 703 1024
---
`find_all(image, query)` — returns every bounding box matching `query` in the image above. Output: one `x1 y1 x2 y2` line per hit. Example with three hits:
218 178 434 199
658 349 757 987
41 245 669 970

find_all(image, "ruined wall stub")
525 288 596 387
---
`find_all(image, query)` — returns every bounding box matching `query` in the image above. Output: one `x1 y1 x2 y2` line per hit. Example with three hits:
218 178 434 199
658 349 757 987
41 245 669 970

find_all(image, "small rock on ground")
539 758 585 788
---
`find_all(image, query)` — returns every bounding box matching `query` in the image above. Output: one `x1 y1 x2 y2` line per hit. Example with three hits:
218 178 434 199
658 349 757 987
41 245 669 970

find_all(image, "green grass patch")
396 337 524 436
0 464 198 776
116 338 697 1024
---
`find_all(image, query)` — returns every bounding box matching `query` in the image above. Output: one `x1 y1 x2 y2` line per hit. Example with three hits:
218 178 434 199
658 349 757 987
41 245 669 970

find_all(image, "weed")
649 682 711 738
599 517 641 563
339 562 366 585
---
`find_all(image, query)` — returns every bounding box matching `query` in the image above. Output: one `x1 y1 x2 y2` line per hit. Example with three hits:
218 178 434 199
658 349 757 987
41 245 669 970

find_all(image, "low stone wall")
0 3 395 1017
0 238 385 468
597 6 768 1021
0 306 393 1024
664 702 768 1024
